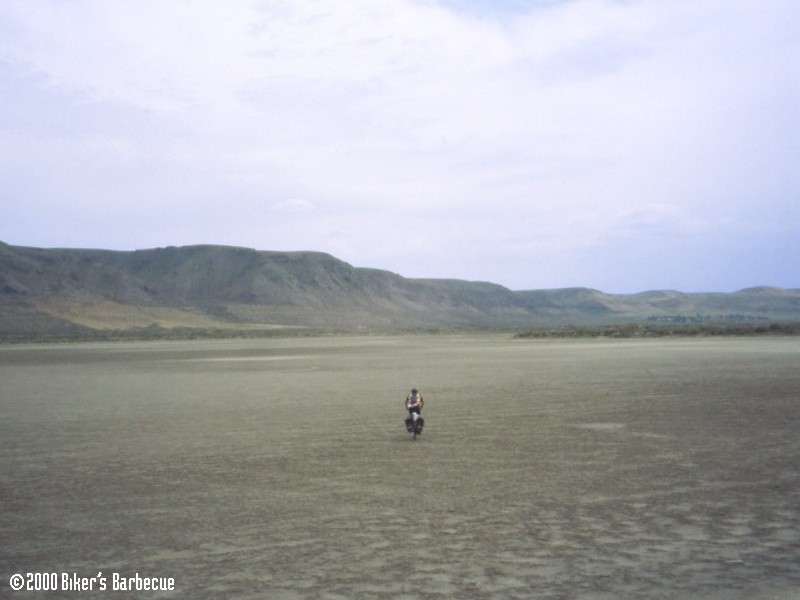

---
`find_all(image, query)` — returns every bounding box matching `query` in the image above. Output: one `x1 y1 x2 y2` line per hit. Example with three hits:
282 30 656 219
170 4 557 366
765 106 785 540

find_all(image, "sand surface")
2 334 800 598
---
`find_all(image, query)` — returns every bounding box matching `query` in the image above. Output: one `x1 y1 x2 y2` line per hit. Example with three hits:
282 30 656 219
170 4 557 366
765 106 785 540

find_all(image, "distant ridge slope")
1 241 798 337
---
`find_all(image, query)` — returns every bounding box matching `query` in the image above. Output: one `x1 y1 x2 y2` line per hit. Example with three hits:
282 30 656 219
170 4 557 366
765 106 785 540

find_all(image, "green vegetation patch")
514 322 800 339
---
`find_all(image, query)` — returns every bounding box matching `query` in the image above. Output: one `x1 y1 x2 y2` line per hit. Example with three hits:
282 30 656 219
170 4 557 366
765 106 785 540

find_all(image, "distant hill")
1 241 798 339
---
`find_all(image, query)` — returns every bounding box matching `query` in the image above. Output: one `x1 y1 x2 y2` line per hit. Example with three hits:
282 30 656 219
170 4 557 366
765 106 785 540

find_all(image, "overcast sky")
1 0 798 293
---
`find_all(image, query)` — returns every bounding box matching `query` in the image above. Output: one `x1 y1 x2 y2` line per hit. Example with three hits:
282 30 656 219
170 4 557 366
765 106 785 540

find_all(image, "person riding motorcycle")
405 388 424 432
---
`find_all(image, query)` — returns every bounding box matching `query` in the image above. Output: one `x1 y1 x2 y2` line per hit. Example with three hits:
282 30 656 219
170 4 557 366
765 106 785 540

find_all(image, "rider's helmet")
411 388 418 394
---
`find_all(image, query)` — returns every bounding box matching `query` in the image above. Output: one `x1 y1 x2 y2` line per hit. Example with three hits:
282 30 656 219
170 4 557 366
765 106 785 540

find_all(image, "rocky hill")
1 242 798 338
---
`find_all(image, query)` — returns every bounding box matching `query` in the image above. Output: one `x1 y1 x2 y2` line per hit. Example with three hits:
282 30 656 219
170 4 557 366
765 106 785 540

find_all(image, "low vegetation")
4 321 800 344
513 322 800 338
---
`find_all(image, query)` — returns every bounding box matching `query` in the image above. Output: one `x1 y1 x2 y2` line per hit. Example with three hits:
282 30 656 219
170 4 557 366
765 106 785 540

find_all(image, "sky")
1 0 798 293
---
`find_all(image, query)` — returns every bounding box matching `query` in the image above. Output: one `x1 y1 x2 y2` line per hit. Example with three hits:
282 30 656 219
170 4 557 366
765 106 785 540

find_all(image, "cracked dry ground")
2 335 799 599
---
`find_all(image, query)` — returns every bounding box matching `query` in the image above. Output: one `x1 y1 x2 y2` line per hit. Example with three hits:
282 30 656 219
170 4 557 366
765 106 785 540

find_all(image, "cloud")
271 198 314 213
0 0 798 291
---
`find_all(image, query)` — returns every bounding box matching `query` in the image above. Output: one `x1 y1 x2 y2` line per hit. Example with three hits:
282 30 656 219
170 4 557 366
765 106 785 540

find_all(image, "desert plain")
1 333 799 599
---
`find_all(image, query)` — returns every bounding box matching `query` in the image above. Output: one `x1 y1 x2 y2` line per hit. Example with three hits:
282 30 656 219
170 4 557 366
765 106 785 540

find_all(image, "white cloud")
271 198 314 213
0 0 798 291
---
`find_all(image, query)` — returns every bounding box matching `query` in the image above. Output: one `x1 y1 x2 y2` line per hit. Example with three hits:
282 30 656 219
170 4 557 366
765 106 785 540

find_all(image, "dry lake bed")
2 334 799 599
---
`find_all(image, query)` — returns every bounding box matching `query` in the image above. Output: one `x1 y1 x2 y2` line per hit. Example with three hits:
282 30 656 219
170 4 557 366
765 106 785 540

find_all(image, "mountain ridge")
1 241 798 337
